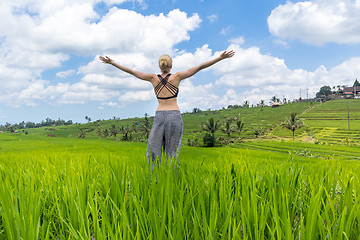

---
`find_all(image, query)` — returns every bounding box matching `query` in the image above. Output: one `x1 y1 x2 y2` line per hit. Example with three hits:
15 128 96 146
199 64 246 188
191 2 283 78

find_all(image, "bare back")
151 73 181 111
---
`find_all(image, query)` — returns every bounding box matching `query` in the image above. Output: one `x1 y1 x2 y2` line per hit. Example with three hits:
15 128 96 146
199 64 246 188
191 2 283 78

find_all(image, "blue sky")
1 0 360 124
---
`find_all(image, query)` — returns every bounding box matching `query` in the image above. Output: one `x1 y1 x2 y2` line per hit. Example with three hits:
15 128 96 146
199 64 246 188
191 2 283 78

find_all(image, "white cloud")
211 44 315 103
0 1 201 107
229 36 245 45
58 82 120 104
220 26 231 35
172 44 214 71
119 90 154 102
207 14 217 23
101 101 119 107
1 0 359 117
81 74 150 90
268 0 360 45
209 44 360 106
56 70 75 78
217 89 245 107
17 80 48 101
178 79 220 111
3 80 121 107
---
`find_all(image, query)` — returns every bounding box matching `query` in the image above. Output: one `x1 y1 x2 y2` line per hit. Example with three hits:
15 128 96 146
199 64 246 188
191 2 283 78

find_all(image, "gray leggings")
147 110 183 162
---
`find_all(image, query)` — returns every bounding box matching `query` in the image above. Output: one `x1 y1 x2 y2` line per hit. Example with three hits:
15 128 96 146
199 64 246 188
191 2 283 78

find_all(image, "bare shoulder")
171 72 186 83
139 72 158 83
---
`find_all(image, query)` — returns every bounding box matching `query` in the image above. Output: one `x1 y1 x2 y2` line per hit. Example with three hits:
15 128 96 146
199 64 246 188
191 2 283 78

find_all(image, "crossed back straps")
154 74 179 100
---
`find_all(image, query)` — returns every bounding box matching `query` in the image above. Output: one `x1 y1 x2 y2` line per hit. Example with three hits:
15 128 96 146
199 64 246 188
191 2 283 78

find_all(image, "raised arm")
99 56 156 82
175 50 235 81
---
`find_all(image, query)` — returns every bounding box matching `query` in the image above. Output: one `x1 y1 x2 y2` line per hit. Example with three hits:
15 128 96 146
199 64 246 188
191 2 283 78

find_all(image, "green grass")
233 140 360 161
1 134 360 239
1 100 360 238
301 100 360 143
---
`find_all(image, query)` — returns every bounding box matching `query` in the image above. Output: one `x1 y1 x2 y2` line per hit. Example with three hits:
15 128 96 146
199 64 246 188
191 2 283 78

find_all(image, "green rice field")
1 133 360 239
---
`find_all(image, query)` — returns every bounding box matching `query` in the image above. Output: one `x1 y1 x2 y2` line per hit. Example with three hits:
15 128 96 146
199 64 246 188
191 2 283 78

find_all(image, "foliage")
282 112 304 143
95 126 103 137
187 137 200 147
235 119 245 139
77 129 86 138
202 118 221 147
139 113 152 139
202 118 221 135
317 85 332 97
222 120 234 137
227 104 241 109
192 108 201 114
270 95 280 104
354 79 360 87
120 125 133 141
203 132 216 147
109 124 119 139
85 116 91 123
0 118 73 131
102 128 109 138
242 100 249 108
257 99 266 107
253 127 264 138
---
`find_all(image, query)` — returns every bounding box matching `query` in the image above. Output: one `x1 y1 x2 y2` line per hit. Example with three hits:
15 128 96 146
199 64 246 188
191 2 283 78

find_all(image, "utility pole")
306 89 309 99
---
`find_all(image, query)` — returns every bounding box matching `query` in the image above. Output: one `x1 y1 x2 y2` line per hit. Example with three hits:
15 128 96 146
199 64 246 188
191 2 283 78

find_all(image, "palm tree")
202 118 221 135
140 113 152 139
120 125 133 141
252 127 263 138
282 112 304 143
235 119 245 139
202 118 221 146
222 120 234 137
258 99 265 107
242 100 249 108
109 124 119 139
270 96 277 104
77 129 86 138
102 129 109 138
96 126 103 137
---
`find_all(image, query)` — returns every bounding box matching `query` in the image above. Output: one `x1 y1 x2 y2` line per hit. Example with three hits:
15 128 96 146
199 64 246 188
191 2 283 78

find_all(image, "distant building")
271 102 281 108
343 86 360 99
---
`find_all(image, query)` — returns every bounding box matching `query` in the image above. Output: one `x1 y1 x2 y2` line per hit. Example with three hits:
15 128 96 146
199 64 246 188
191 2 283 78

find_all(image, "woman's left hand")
220 50 235 59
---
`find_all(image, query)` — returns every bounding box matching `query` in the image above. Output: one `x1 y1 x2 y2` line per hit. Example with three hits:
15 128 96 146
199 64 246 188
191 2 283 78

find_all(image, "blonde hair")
159 54 172 73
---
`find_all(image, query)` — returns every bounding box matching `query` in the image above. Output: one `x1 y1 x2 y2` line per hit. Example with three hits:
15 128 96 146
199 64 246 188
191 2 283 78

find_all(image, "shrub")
203 133 216 147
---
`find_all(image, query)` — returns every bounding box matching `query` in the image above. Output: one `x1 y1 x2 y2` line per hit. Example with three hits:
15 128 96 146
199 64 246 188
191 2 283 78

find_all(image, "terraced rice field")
302 99 360 143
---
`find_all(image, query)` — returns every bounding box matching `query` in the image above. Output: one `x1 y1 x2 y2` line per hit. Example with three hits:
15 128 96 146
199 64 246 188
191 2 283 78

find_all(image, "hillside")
11 99 360 146
301 99 360 144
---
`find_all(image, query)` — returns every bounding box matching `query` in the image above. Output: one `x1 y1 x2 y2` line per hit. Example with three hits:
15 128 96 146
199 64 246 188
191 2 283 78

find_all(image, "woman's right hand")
99 56 114 64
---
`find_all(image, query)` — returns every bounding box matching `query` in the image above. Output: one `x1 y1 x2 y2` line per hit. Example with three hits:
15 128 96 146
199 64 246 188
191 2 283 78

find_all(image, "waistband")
155 110 181 115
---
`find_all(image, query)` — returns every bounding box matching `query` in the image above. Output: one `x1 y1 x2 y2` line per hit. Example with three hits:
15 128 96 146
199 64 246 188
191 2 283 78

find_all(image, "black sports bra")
154 74 179 100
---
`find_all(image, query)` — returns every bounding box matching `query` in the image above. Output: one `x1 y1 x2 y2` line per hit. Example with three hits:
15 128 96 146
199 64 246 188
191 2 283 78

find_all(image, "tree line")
0 118 73 132
78 114 152 142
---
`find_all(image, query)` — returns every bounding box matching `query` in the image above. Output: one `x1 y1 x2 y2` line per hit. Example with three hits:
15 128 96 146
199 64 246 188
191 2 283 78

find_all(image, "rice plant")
0 140 359 239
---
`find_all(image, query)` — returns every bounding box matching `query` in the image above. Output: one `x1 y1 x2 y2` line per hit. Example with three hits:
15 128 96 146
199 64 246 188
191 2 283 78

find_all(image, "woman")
99 50 235 162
